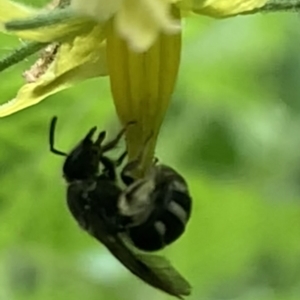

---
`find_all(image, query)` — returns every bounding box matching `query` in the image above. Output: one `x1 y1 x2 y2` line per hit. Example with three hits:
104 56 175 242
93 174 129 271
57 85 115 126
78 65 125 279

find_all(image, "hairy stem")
5 9 74 31
0 42 48 72
0 0 69 73
243 0 300 15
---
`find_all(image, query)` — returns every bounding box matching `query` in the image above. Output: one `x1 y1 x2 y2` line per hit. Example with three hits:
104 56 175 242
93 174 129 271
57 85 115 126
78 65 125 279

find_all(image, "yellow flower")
0 0 268 173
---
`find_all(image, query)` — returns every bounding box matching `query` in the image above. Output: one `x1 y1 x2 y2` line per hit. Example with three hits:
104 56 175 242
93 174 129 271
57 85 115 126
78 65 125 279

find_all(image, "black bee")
118 139 192 252
49 117 191 299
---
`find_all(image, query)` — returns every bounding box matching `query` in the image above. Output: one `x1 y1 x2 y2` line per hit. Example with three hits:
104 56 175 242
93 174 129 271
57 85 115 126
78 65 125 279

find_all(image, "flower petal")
115 0 181 51
71 0 181 51
71 0 123 22
0 0 37 25
0 0 96 43
0 25 108 117
179 0 267 17
106 6 181 175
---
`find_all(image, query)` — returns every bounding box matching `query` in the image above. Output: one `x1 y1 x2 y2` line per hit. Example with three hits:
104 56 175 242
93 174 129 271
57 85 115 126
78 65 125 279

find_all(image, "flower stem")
106 6 181 176
242 0 300 14
0 41 48 72
5 8 75 31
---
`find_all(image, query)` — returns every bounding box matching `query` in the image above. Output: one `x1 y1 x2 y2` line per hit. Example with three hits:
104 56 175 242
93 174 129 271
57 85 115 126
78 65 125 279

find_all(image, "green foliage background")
1 2 300 299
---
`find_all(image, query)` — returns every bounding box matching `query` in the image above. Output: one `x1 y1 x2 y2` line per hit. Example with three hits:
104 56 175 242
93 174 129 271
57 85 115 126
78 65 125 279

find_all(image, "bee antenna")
49 116 67 156
115 151 128 167
101 121 136 153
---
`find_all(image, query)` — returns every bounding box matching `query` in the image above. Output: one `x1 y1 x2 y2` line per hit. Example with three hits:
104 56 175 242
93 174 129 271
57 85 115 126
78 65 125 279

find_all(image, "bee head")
49 116 106 182
63 129 107 182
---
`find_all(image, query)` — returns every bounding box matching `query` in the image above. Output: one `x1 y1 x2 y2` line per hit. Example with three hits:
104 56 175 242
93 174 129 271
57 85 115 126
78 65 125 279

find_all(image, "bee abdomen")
128 223 165 251
128 191 192 252
162 192 191 244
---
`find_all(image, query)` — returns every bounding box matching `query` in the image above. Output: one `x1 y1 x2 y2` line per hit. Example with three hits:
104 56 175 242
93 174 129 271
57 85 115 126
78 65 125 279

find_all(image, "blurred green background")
1 2 300 300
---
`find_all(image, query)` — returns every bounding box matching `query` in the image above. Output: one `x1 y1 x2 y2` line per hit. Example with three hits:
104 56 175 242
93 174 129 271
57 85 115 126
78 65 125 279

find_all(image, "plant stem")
0 42 48 72
5 9 74 31
243 0 300 15
0 0 69 73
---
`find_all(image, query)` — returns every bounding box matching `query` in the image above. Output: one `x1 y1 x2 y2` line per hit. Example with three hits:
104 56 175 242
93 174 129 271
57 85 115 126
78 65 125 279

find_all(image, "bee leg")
98 151 128 181
115 151 128 167
99 156 117 181
121 160 139 186
101 121 136 153
153 157 159 164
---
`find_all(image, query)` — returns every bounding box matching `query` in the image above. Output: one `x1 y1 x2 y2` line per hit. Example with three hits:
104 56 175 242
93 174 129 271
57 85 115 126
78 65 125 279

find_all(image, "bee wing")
90 215 191 299
133 252 192 299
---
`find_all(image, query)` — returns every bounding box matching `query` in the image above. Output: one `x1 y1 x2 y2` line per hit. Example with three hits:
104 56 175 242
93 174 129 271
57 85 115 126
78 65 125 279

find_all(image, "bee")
49 117 191 299
118 138 192 252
